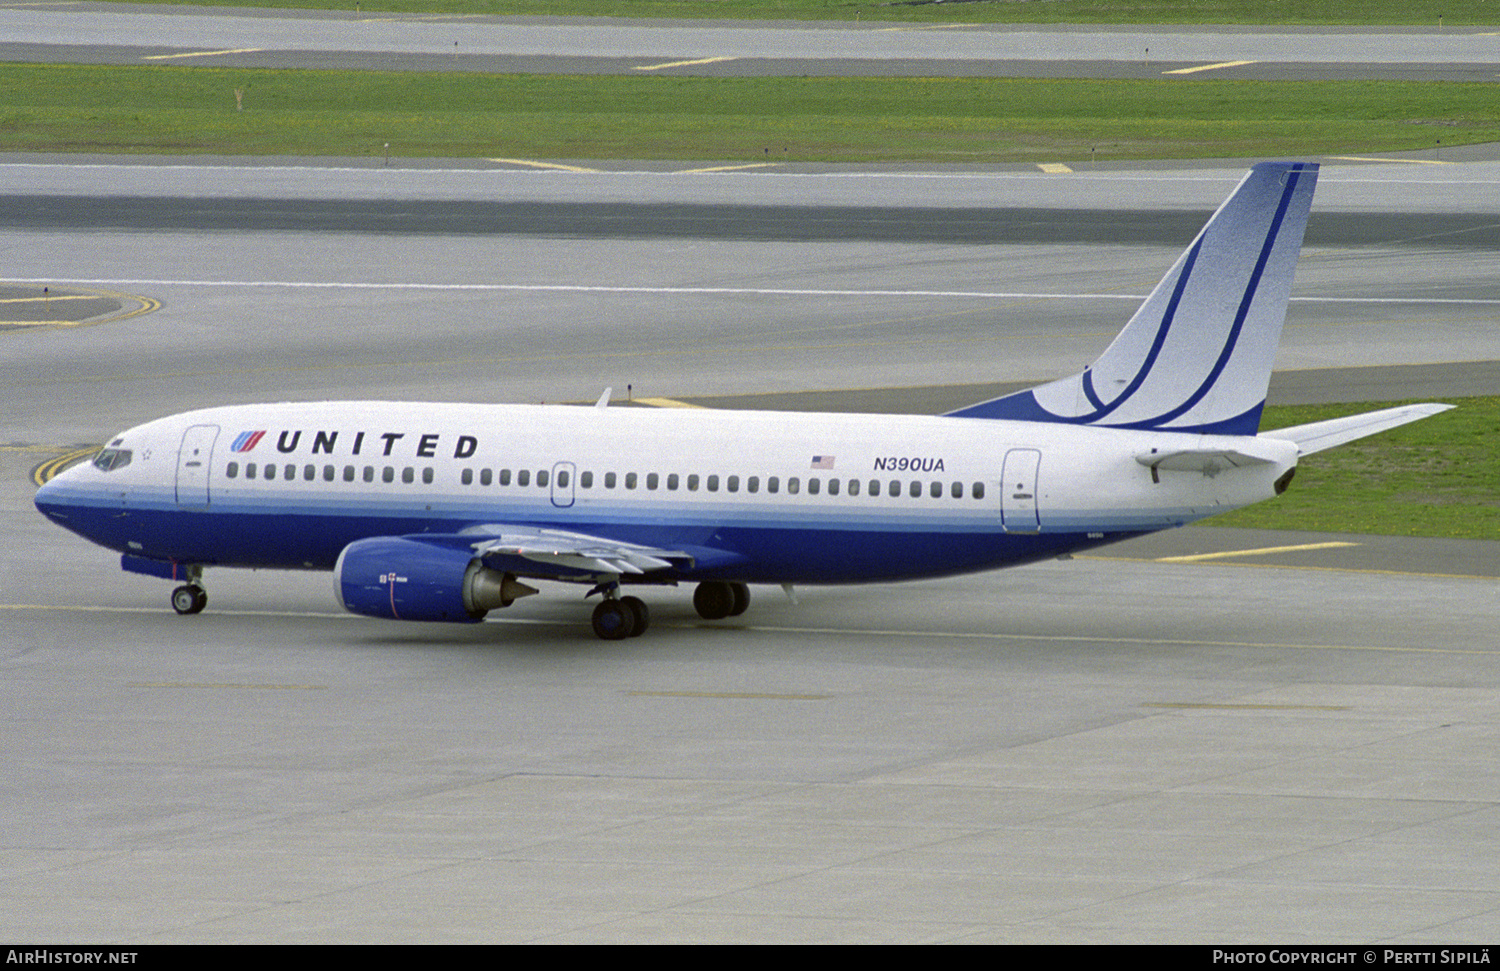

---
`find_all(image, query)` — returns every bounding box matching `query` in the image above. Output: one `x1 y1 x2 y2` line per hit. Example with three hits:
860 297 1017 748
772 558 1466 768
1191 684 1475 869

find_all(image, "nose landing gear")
171 583 207 615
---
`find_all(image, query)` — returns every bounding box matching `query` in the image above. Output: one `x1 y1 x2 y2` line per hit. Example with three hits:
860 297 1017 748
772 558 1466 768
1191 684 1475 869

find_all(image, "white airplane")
34 161 1449 639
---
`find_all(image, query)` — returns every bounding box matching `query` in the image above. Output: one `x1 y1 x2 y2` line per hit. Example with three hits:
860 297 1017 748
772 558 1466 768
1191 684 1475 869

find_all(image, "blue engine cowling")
334 536 536 623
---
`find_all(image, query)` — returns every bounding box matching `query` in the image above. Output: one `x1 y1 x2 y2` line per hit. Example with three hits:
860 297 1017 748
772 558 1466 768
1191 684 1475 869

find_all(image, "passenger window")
767 476 779 494
667 473 679 490
787 477 799 495
727 475 739 493
747 476 759 494
848 479 860 496
647 473 659 490
462 468 474 485
827 478 839 496
707 474 719 492
537 470 549 488
363 466 375 483
422 468 433 484
930 481 941 498
909 481 921 498
517 469 530 487
323 465 335 482
951 481 962 499
246 463 257 480
344 465 355 482
226 462 238 479
687 474 699 491
626 472 638 489
500 469 511 486
972 482 985 499
264 464 276 481
580 471 593 488
807 478 820 495
382 467 394 483
402 467 414 484
888 480 900 497
556 470 568 488
284 464 295 480
304 464 315 481
605 472 617 489
480 468 492 486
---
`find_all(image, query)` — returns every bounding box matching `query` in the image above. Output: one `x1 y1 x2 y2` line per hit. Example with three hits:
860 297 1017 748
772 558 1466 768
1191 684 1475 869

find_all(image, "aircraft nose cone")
34 476 67 521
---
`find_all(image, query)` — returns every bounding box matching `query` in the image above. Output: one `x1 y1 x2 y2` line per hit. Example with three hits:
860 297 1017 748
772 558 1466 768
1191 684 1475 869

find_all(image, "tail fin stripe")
1077 237 1206 421
1123 164 1310 430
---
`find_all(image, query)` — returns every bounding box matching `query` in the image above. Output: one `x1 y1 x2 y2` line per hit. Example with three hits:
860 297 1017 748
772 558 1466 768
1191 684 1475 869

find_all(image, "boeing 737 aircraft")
34 162 1449 639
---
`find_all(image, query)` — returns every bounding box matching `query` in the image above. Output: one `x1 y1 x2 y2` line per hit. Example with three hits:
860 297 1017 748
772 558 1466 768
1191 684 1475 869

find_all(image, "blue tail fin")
946 161 1319 435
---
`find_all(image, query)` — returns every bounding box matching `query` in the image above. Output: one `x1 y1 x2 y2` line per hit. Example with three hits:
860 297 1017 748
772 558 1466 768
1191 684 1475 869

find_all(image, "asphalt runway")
3 7 1499 945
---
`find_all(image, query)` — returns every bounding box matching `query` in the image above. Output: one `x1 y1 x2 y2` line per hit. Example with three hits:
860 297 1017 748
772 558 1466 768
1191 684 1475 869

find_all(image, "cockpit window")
92 448 132 472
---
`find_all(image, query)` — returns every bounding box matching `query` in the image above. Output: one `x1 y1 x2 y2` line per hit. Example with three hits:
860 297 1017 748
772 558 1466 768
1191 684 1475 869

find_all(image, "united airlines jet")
34 162 1449 639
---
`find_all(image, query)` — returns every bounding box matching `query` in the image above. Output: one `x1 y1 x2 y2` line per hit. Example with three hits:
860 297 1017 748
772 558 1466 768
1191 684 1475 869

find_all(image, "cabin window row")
459 467 986 500
224 462 435 485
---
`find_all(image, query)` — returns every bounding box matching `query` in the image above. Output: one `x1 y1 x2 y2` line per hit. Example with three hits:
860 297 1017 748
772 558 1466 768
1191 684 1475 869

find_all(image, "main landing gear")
588 581 750 640
591 595 649 641
693 581 750 621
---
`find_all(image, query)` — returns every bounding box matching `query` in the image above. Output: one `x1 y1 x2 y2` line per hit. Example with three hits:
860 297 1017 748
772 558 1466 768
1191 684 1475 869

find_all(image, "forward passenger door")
175 424 219 508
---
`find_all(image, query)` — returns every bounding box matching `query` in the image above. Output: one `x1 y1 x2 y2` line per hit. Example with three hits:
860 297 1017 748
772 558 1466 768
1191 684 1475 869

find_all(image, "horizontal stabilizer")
1259 403 1453 455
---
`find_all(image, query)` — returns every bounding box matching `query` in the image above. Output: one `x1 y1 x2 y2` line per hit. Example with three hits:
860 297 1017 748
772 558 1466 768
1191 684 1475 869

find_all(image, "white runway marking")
7 277 1500 307
2 603 1495 655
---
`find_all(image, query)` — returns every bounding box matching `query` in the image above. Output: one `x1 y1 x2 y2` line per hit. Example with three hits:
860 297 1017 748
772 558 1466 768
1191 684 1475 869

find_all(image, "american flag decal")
810 455 835 469
230 430 265 453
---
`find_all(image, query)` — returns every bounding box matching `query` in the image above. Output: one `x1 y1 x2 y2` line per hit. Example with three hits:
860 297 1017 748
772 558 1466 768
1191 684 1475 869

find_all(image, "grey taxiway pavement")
4 7 1499 944
1 3 1496 79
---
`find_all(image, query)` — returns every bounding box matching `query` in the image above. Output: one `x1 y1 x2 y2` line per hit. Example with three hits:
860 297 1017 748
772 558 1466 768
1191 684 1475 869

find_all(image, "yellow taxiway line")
143 47 264 61
1163 60 1258 75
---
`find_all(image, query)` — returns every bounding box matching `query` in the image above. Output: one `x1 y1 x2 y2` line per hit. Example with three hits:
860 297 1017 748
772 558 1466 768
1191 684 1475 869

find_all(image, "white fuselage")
35 400 1298 585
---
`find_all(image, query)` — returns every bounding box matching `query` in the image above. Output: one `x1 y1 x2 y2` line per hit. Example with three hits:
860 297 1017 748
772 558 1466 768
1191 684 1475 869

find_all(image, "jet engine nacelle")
334 536 538 623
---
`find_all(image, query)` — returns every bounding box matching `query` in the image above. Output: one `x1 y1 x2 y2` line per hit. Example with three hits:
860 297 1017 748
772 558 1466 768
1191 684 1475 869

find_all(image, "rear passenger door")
1000 448 1040 533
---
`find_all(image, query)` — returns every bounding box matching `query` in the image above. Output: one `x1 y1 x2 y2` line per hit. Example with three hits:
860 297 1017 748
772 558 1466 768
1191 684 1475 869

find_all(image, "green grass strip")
110 0 1500 27
1208 397 1500 540
2 64 1497 162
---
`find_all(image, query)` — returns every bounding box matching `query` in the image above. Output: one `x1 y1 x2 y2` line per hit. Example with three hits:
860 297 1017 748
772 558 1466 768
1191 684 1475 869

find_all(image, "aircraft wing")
461 524 697 581
1259 403 1454 456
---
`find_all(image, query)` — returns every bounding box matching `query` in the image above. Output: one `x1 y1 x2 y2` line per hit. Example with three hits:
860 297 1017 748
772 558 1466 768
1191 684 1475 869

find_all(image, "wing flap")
464 524 695 581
